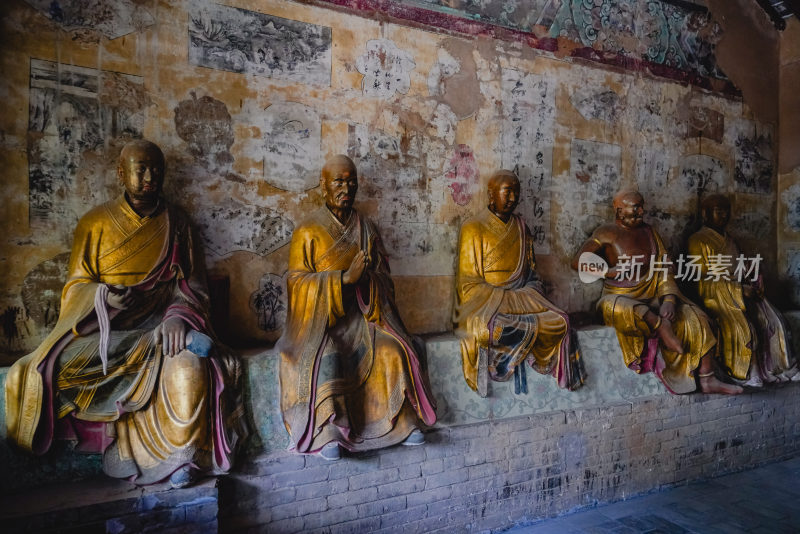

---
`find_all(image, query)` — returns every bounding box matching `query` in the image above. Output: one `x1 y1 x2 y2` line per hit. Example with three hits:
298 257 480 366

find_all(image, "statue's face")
616 194 644 228
488 176 520 219
706 202 730 230
119 145 164 203
321 161 358 212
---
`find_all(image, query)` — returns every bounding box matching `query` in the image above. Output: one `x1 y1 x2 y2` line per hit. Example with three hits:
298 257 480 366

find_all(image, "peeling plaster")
262 102 323 192
174 93 235 176
570 139 622 206
356 39 415 99
570 87 622 124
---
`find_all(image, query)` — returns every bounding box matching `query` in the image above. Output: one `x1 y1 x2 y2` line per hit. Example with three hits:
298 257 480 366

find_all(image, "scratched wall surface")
0 0 778 357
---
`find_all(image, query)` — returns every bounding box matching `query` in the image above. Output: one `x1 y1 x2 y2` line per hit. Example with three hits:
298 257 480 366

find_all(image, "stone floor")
507 456 800 534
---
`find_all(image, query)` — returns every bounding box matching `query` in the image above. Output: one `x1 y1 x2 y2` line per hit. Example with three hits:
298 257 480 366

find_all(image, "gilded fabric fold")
278 207 436 453
5 195 246 484
598 226 715 394
454 211 583 397
689 226 795 381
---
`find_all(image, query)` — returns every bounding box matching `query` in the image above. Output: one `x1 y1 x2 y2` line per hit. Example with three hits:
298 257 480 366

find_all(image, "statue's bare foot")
656 319 684 354
699 374 743 395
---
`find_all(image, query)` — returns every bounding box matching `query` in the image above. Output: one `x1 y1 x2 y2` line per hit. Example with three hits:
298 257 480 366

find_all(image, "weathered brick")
256 487 296 507
302 505 359 530
407 485 452 508
327 486 378 508
420 458 444 476
443 454 465 471
356 494 406 518
270 496 328 521
267 516 304 533
376 446 426 469
349 467 399 491
376 477 425 498
463 450 486 466
425 467 469 490
295 477 349 501
398 462 422 480
247 454 305 476
378 503 429 529
449 423 490 440
184 501 218 524
328 456 380 480
328 516 381 534
468 460 507 481
270 464 331 488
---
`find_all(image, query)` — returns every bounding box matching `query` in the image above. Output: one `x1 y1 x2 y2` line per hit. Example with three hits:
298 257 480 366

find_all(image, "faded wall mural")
373 0 729 88
28 59 145 244
188 3 332 86
0 0 778 353
24 0 155 38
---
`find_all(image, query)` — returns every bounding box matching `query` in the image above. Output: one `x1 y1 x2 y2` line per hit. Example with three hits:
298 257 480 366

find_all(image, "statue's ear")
117 166 124 184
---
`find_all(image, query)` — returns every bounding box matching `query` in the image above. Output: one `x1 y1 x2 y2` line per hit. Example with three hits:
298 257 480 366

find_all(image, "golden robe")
598 225 716 394
278 207 437 453
453 211 583 397
5 195 245 484
688 226 795 382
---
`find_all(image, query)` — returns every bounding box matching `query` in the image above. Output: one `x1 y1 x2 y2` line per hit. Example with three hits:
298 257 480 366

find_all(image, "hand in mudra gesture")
343 250 370 285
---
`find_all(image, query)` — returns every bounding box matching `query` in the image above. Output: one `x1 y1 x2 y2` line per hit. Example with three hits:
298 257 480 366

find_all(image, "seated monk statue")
278 155 437 461
453 170 584 397
571 190 741 395
688 194 799 386
5 140 246 488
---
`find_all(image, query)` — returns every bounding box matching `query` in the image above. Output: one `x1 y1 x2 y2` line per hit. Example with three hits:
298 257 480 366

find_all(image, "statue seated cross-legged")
5 140 246 488
453 170 584 397
572 190 742 395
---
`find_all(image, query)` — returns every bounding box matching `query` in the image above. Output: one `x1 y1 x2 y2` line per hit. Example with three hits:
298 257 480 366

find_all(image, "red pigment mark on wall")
446 144 479 206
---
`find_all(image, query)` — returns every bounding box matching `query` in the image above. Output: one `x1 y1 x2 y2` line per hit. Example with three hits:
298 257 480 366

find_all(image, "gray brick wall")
220 385 800 533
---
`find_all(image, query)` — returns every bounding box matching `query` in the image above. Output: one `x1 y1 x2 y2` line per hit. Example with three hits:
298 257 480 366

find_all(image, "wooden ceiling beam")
782 0 800 20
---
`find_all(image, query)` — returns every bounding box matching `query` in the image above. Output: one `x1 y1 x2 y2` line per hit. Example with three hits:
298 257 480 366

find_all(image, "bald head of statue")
118 139 165 216
320 155 358 221
613 190 645 229
487 169 520 223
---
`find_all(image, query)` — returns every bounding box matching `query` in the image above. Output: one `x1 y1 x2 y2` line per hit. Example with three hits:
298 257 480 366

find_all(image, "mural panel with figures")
188 3 332 86
28 59 145 244
324 0 730 88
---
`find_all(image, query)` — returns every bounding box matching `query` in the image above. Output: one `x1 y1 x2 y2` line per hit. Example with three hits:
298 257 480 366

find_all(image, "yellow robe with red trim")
598 225 716 394
454 210 582 397
689 225 794 381
278 207 436 453
5 195 244 484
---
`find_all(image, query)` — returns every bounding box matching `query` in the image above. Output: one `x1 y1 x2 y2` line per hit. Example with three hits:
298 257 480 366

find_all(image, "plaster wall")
777 19 800 308
0 0 780 356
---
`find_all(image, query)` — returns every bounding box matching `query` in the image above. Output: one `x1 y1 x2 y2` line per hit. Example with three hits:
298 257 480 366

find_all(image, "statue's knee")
161 351 209 418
